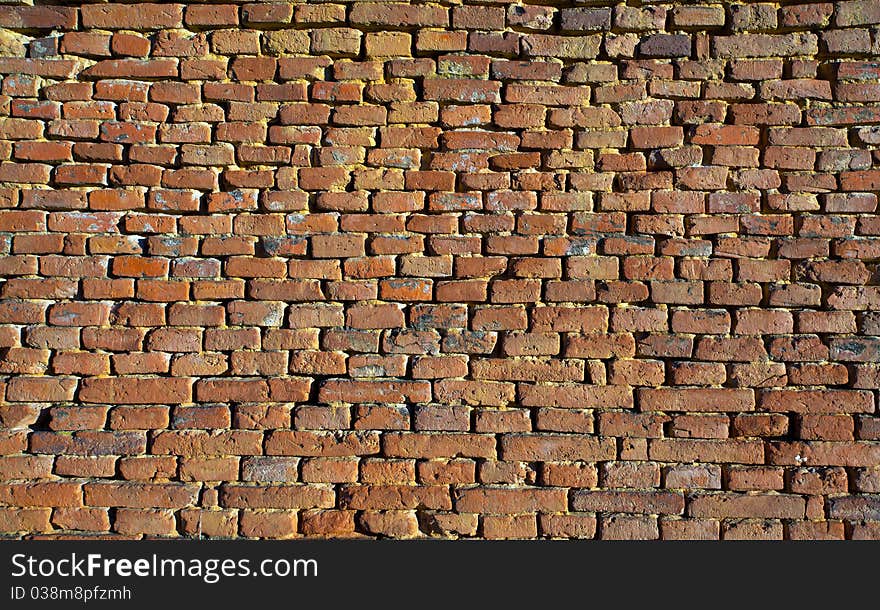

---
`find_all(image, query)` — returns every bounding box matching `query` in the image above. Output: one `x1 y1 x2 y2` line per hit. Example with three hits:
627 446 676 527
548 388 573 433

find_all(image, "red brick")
220 485 334 509
81 4 184 29
640 388 755 413
0 0 874 541
80 378 192 405
689 494 806 519
454 487 565 513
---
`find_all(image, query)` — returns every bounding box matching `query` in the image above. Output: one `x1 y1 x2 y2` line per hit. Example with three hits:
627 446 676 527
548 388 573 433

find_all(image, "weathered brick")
84 482 198 508
571 491 685 515
454 487 566 513
80 378 192 405
0 0 874 542
220 485 334 509
640 388 755 413
689 494 806 519
500 434 616 462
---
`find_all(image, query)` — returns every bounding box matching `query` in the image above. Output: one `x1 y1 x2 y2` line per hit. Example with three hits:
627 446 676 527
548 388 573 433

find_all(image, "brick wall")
0 1 878 540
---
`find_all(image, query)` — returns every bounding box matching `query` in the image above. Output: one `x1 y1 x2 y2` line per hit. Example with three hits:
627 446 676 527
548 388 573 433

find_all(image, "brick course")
0 0 878 540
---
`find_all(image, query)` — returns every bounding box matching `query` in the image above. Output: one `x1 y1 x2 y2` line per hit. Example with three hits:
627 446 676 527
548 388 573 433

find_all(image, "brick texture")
0 1 879 540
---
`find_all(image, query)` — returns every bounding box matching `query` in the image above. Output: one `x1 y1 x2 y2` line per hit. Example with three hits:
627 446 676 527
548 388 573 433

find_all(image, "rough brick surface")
0 0 878 540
